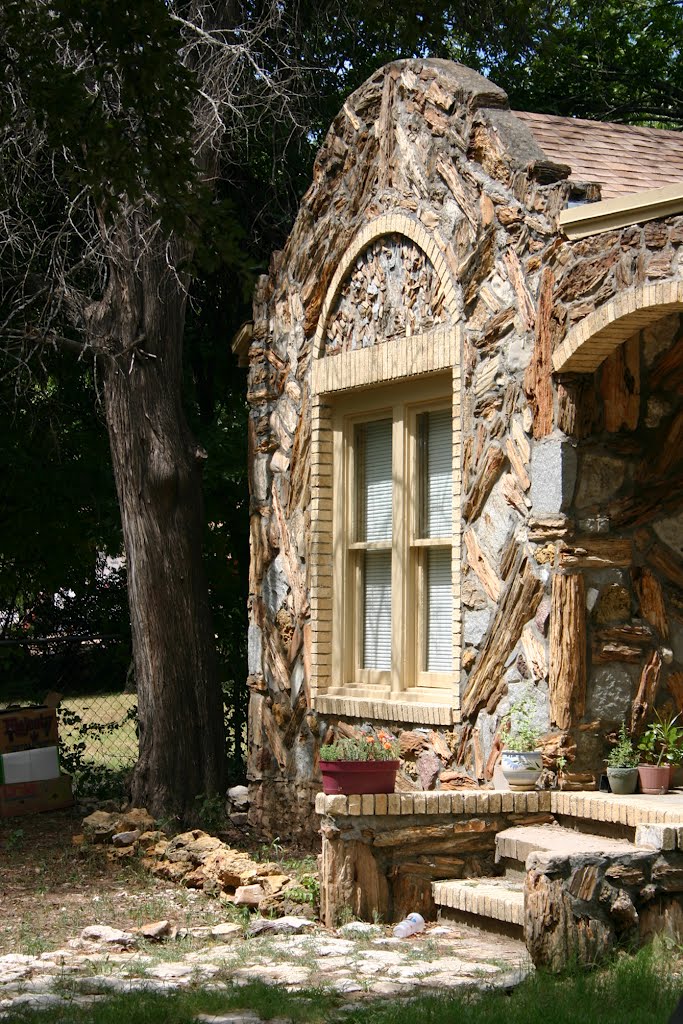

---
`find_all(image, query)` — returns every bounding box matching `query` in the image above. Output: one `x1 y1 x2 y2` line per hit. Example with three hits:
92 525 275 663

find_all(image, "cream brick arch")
312 212 460 365
553 280 683 374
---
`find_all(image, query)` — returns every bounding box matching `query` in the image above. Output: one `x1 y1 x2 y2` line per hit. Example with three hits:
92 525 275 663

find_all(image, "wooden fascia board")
560 181 683 240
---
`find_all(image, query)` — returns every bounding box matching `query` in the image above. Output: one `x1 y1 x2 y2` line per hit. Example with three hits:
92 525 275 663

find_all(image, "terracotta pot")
637 763 670 795
319 759 399 795
501 750 543 792
606 767 639 795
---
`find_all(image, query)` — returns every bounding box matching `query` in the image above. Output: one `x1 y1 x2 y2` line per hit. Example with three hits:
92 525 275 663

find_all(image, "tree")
445 0 683 127
0 0 302 816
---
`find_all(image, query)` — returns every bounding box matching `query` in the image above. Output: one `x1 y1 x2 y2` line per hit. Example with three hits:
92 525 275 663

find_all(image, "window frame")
330 374 454 704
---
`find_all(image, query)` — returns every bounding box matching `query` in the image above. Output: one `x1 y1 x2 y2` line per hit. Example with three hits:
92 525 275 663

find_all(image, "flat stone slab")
0 921 530 1016
495 824 646 865
432 878 525 926
551 790 683 826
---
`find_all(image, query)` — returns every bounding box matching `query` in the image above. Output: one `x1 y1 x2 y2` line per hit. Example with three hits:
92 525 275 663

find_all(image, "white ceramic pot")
501 750 543 791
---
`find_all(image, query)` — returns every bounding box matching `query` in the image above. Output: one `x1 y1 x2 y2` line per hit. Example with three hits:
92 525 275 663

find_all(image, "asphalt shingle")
513 110 683 200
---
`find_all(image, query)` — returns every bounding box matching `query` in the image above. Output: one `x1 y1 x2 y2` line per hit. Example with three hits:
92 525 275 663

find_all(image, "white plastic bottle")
393 912 426 938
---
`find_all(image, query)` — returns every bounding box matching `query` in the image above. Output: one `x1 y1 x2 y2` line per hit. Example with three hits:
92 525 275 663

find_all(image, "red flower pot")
319 760 399 795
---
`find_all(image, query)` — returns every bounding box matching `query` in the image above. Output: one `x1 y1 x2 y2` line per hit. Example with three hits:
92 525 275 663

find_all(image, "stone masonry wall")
244 57 683 838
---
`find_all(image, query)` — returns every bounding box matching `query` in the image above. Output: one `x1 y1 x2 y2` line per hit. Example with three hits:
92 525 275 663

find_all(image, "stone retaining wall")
316 790 552 925
525 847 683 969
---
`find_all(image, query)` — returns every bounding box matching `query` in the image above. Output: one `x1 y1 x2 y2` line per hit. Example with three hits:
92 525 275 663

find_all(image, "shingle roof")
513 110 683 201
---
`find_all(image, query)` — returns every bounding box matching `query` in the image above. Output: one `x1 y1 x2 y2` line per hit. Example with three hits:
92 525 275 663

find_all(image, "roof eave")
560 181 683 240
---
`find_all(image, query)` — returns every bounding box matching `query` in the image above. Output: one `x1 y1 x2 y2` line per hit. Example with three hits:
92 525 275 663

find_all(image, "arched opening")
553 282 683 374
562 308 683 771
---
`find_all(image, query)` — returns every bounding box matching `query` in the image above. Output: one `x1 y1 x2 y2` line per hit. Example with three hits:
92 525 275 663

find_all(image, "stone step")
551 789 683 827
495 823 645 868
432 878 525 928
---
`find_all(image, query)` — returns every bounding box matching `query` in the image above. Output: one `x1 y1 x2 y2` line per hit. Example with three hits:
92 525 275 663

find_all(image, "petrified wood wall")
317 790 553 925
244 57 683 837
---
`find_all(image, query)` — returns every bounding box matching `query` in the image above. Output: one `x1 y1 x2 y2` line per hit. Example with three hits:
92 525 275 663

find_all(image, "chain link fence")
1 631 248 797
0 633 138 796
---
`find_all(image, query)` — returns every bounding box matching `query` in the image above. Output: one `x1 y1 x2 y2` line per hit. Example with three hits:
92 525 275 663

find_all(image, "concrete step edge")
432 878 524 926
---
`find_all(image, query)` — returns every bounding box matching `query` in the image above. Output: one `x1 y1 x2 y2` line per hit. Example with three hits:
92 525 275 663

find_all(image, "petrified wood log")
559 538 632 569
505 435 531 491
320 832 390 927
462 553 544 718
464 529 503 601
650 333 683 393
633 568 669 640
630 649 663 734
600 335 640 432
463 443 506 521
667 671 683 713
556 373 600 439
609 471 683 530
525 865 614 971
523 266 554 439
647 541 683 591
549 574 586 730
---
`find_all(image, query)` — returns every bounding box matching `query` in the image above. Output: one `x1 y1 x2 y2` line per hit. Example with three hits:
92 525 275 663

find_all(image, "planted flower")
320 729 399 762
319 727 400 795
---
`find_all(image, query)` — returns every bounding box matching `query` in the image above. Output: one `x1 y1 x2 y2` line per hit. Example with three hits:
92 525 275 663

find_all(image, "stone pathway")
0 919 530 1018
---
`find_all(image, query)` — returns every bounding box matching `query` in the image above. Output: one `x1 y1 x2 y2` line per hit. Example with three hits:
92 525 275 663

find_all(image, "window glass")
426 547 452 672
363 551 392 670
357 418 392 542
419 409 452 539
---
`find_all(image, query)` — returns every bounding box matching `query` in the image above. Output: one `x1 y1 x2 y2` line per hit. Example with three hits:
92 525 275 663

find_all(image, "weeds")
5 827 26 850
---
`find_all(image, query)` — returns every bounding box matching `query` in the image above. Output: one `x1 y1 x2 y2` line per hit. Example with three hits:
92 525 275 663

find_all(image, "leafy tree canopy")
447 0 683 127
0 0 198 219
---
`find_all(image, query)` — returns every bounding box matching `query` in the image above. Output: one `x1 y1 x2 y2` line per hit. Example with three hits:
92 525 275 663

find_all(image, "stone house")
239 58 683 843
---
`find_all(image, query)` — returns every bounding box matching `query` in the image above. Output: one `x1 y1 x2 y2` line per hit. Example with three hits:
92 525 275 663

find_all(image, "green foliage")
606 722 639 769
320 727 399 762
5 827 25 850
285 873 320 908
502 693 542 752
447 0 683 128
193 792 229 832
0 353 131 704
0 0 198 223
638 708 683 767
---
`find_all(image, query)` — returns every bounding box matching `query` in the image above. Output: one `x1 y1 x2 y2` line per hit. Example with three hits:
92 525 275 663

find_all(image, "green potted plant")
319 728 400 795
606 722 639 795
500 693 543 792
638 709 683 795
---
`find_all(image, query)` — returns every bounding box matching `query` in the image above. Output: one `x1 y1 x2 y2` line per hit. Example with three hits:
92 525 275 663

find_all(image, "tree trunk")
93 223 226 818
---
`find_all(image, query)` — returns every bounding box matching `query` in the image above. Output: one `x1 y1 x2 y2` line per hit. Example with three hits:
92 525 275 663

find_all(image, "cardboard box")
0 746 60 784
0 774 73 817
0 707 58 753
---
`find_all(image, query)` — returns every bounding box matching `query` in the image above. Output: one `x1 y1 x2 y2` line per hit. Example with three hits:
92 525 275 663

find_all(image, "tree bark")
90 221 226 818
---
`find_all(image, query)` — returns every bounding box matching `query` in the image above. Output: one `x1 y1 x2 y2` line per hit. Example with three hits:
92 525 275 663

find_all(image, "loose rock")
79 926 137 948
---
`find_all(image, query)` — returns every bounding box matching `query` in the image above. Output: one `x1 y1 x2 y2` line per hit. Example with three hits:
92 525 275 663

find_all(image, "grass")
2 946 680 1024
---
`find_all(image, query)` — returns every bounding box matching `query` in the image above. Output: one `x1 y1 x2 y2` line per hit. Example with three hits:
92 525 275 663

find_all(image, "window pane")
426 548 452 672
357 419 392 542
419 409 452 538
363 551 392 670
